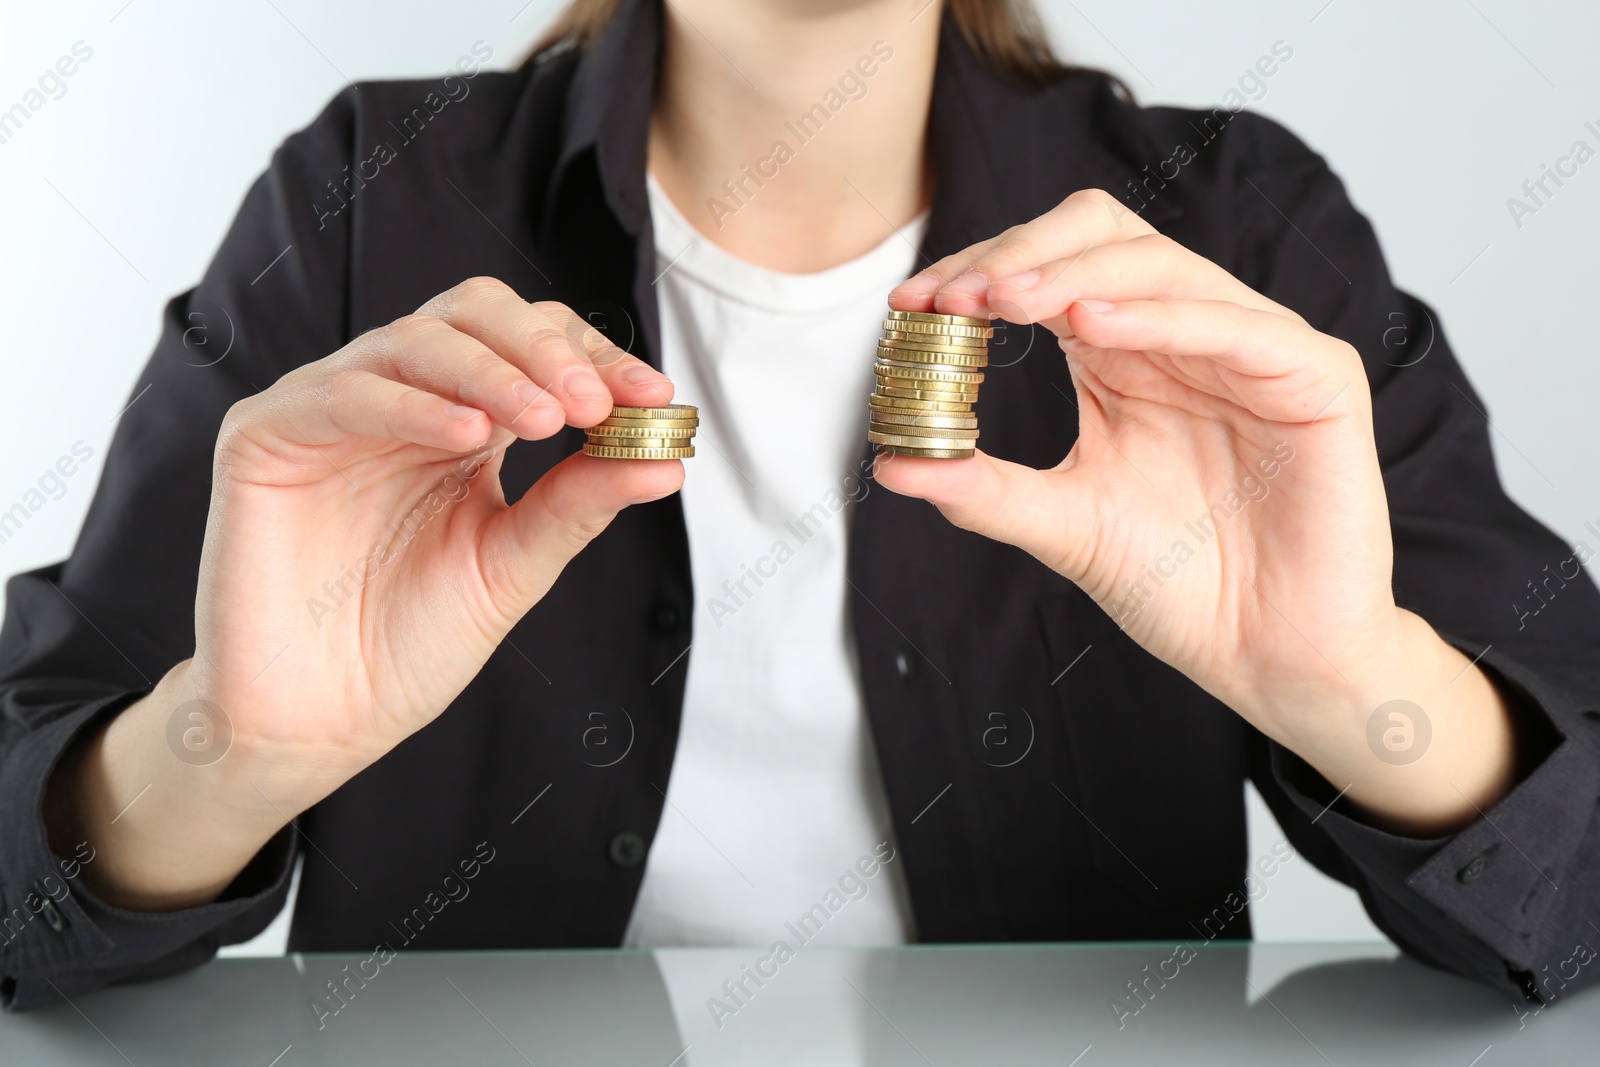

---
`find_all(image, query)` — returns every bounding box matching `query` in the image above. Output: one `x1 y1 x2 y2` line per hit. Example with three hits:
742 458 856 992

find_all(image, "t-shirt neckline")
646 172 930 315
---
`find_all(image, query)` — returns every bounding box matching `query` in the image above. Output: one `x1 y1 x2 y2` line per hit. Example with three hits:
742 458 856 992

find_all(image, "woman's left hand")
879 190 1517 833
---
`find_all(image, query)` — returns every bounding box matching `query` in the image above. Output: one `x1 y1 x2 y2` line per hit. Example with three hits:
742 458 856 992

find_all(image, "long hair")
528 0 1116 90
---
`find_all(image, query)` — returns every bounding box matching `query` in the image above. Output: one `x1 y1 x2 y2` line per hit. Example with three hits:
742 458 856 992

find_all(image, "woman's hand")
196 277 679 773
880 190 1517 834
51 278 682 908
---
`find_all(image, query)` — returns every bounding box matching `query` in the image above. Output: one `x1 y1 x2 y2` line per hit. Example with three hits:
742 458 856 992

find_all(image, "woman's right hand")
48 278 682 908
198 276 680 775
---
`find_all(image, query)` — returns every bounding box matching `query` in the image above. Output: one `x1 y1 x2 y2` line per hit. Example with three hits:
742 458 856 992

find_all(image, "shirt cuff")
0 691 296 1011
1268 640 1600 969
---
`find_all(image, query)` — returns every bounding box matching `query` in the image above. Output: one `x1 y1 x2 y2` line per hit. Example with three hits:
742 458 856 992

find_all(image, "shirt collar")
538 0 1183 255
540 0 658 242
921 13 1185 258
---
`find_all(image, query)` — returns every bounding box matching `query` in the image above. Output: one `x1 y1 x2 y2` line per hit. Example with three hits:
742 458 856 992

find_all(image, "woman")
2 0 1596 1013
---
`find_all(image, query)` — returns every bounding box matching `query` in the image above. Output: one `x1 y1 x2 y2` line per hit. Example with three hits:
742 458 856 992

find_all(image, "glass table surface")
2 941 1593 1065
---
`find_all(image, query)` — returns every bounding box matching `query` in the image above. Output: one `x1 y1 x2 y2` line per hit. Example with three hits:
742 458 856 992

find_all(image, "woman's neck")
648 0 941 273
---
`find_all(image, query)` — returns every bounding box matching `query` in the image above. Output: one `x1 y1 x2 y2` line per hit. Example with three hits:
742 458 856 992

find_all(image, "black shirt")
4 0 1599 1012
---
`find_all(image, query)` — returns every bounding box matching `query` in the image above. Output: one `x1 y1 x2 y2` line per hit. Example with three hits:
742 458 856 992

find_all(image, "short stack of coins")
867 310 990 459
582 403 699 459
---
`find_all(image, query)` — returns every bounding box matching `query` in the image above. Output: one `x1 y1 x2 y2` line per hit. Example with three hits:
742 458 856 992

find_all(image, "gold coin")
873 444 976 459
868 394 975 411
867 409 979 429
868 430 982 449
874 372 984 391
874 365 985 384
878 346 990 366
870 406 974 421
588 429 694 441
880 319 993 339
606 404 699 420
876 355 989 375
586 435 694 449
583 444 696 459
874 380 982 399
880 335 987 349
881 325 989 343
870 425 979 442
874 371 980 387
868 393 974 412
885 310 989 328
873 384 981 402
883 331 992 351
587 422 699 437
868 422 980 440
878 346 989 367
878 337 991 358
599 414 699 425
877 355 989 373
873 388 981 405
595 418 700 431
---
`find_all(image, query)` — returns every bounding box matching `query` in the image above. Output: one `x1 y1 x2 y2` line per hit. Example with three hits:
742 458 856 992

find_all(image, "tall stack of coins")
582 404 699 459
867 310 990 459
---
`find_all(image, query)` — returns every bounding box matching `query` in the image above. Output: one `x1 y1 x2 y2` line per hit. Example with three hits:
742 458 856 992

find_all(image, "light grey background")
1 0 1594 954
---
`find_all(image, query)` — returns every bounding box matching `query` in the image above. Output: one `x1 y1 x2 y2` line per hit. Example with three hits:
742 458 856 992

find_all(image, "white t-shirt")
622 176 926 948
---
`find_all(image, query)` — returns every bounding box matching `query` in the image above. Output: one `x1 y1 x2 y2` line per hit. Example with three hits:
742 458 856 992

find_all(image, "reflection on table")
4 941 1594 1065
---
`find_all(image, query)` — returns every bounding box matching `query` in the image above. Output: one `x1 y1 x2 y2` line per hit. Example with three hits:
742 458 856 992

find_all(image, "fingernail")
621 363 668 386
943 270 989 297
562 367 608 400
447 404 481 422
513 381 552 406
1076 299 1116 313
891 270 940 296
993 269 1041 292
629 488 677 504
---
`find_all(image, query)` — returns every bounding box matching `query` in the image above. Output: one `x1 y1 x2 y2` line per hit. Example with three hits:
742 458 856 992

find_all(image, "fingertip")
1063 298 1124 344
433 405 493 450
564 395 620 429
888 270 941 310
985 292 1032 325
931 294 989 319
992 269 1041 292
558 367 612 417
508 398 566 439
613 375 676 408
932 270 992 318
988 268 1052 319
609 361 676 406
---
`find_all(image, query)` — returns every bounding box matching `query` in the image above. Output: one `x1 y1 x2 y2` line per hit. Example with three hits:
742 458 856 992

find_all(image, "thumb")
873 451 1092 579
477 451 684 615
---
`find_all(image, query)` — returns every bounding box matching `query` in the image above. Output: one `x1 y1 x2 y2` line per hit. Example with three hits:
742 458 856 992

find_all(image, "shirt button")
40 899 66 933
895 650 913 678
608 831 647 869
1457 852 1493 883
652 604 686 635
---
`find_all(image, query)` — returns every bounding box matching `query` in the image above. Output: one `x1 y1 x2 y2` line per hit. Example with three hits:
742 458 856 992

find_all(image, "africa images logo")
1365 699 1431 766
